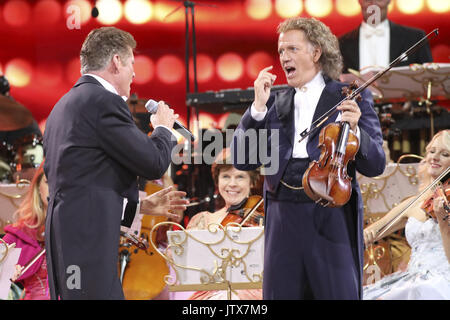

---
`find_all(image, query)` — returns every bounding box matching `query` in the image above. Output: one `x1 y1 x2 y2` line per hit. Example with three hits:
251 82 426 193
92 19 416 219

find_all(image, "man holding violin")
232 17 386 299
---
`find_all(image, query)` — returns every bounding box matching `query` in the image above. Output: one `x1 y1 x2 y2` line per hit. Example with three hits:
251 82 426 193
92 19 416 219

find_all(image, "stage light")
189 54 215 83
305 0 333 17
5 59 33 88
97 0 123 25
217 53 244 82
246 51 273 80
133 55 154 84
426 0 450 13
275 0 303 18
3 0 32 27
153 2 183 22
156 55 184 84
396 0 424 14
33 0 62 25
245 0 272 20
124 0 153 24
64 0 92 24
336 0 360 17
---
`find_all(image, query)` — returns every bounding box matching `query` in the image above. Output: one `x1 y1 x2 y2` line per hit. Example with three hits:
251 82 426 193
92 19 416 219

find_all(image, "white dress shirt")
359 19 390 70
251 72 325 158
251 72 360 158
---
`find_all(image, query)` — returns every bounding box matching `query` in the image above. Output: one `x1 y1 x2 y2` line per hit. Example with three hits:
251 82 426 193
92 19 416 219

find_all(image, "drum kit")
0 95 43 184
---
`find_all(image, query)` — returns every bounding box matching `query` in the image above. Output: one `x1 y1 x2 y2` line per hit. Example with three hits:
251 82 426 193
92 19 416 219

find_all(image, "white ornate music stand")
150 222 264 299
0 240 21 300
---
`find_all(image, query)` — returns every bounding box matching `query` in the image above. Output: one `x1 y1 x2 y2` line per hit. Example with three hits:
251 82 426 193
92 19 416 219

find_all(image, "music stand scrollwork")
149 221 264 299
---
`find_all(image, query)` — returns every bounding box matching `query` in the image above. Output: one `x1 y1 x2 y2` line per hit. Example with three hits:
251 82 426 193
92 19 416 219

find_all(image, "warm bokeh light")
336 0 361 17
426 0 450 13
245 0 272 20
124 0 153 24
275 0 303 18
396 0 424 14
190 113 216 130
246 51 273 80
34 62 63 87
97 0 123 25
133 55 154 84
305 0 333 17
153 2 183 22
3 0 32 27
217 53 244 82
66 57 81 84
64 0 92 25
5 59 33 87
156 55 184 84
189 54 215 83
33 0 62 25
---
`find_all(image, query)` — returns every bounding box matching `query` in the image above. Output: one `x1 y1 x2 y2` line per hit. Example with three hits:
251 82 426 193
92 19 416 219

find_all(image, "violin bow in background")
298 28 439 143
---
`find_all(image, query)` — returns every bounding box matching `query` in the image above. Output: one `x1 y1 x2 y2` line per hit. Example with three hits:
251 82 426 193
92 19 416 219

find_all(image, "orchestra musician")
232 17 385 299
184 147 263 300
363 129 450 299
339 0 432 73
339 0 433 275
2 161 188 300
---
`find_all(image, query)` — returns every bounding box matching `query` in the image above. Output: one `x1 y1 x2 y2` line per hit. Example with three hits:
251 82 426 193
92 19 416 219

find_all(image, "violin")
299 29 439 207
376 166 450 239
221 195 264 227
302 82 361 207
421 179 450 221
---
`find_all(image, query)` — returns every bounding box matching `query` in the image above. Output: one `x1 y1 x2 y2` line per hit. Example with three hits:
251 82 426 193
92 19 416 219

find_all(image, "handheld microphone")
145 99 195 141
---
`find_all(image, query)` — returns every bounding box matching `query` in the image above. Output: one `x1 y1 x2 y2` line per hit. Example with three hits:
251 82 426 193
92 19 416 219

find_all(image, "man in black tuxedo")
232 17 385 299
43 27 180 299
339 0 432 73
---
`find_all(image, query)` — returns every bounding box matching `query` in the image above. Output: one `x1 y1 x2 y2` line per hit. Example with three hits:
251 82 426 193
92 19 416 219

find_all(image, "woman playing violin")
363 129 450 300
185 148 263 300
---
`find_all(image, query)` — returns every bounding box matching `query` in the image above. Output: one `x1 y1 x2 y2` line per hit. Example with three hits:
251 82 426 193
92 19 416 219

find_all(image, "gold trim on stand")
149 221 264 294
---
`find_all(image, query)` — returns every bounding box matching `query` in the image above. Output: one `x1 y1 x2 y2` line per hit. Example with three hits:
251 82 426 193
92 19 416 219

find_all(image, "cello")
119 182 170 300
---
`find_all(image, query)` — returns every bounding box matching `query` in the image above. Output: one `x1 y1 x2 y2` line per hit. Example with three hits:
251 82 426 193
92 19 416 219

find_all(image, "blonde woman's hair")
277 17 343 80
418 129 450 191
13 163 46 241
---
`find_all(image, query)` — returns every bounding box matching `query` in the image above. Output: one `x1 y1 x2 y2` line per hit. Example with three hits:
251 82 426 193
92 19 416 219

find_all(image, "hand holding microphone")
145 99 195 141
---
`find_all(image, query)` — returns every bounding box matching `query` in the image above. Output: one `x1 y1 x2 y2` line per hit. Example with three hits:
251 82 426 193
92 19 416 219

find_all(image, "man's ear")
111 54 121 74
313 46 322 63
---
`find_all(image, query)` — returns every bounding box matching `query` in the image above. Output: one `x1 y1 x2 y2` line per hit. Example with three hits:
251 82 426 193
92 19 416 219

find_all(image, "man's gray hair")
80 27 136 74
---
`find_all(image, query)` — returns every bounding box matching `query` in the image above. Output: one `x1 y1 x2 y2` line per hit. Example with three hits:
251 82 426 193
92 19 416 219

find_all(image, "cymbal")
0 95 33 131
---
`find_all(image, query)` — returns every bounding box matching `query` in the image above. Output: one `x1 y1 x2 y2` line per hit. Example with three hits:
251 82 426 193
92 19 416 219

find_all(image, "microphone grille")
144 99 158 113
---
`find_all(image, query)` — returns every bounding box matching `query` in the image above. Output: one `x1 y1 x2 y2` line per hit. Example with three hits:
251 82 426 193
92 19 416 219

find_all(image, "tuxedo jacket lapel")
274 87 296 146
306 79 344 157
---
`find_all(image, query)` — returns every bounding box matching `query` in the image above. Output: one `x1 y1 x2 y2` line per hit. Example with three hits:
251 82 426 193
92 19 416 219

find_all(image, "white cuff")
250 102 267 121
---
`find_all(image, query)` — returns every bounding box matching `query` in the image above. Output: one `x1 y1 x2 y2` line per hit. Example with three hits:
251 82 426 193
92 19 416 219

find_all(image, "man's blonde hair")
277 17 343 80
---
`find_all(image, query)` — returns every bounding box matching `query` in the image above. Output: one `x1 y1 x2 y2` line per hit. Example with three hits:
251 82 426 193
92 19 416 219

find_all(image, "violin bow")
298 28 439 143
11 248 46 282
239 197 264 227
376 166 450 240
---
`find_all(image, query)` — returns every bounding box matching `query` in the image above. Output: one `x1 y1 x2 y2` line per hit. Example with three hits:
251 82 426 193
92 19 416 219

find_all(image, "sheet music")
0 244 21 300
